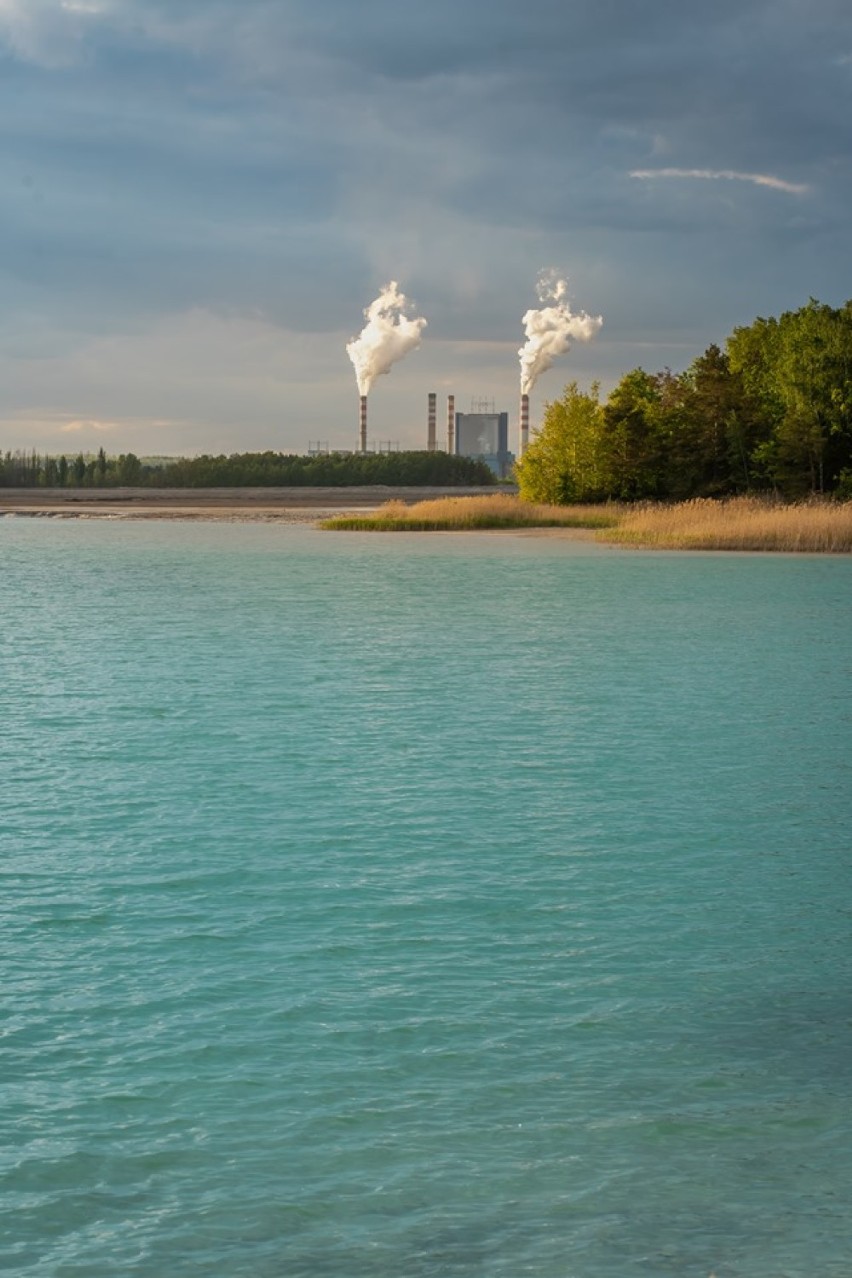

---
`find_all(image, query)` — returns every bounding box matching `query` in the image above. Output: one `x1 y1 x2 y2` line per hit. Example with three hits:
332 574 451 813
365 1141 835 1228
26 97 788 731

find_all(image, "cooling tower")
428 393 437 452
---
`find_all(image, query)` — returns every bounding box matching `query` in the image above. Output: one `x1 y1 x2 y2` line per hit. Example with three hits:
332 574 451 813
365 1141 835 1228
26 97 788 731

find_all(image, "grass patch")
321 494 621 531
322 493 852 551
599 496 852 553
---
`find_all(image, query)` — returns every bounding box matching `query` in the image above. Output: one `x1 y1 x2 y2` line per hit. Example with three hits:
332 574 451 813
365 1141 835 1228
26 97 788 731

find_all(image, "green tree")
516 382 605 504
599 369 665 499
117 453 142 484
728 300 852 494
774 300 852 493
661 346 763 497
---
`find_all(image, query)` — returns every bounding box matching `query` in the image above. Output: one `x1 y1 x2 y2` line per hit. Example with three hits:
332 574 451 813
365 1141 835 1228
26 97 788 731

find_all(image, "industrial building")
450 399 514 478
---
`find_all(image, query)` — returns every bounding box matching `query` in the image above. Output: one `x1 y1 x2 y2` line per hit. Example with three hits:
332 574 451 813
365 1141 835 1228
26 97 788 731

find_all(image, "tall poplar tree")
516 383 605 504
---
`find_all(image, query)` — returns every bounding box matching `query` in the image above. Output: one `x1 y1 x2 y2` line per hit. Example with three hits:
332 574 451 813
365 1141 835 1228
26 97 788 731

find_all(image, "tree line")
518 298 852 503
0 447 145 488
0 449 496 489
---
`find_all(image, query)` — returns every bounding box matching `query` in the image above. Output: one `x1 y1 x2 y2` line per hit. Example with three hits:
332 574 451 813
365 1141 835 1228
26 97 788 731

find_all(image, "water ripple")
2 522 851 1276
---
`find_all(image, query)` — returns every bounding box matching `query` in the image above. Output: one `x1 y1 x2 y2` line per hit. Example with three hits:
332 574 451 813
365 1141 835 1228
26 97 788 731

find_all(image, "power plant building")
452 407 513 478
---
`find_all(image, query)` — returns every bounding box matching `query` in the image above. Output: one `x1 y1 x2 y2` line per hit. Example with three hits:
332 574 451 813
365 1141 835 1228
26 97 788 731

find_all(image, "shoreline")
0 486 600 539
0 485 496 523
4 488 848 551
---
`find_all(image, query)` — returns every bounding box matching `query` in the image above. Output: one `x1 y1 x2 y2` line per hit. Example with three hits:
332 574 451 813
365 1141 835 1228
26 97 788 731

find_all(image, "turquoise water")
2 520 850 1278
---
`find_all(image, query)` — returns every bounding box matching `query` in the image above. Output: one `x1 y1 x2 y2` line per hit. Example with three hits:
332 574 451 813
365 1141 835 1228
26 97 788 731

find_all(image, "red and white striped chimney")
427 392 437 452
519 393 530 458
359 395 368 454
447 395 455 455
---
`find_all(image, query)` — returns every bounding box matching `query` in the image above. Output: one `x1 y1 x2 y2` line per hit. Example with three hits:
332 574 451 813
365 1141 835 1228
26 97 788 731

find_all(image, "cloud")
59 418 116 433
0 0 111 66
630 167 810 195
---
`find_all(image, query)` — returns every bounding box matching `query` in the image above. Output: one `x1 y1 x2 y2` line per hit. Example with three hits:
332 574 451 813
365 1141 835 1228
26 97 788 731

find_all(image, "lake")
2 519 850 1277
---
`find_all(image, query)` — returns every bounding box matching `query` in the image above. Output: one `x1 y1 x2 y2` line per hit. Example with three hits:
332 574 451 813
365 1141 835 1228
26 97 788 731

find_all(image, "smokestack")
447 395 455 455
428 392 437 451
359 395 368 454
519 393 530 458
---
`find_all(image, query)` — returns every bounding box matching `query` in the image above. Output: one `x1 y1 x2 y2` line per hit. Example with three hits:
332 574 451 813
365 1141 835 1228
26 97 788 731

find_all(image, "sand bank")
0 486 497 522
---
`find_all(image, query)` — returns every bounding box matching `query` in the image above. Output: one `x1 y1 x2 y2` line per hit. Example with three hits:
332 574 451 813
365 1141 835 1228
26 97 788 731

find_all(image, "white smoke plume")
346 281 427 397
519 271 602 395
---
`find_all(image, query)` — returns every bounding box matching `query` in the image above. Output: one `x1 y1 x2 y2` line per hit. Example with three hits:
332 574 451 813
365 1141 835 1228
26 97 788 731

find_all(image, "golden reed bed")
322 493 852 552
321 494 620 532
603 497 852 553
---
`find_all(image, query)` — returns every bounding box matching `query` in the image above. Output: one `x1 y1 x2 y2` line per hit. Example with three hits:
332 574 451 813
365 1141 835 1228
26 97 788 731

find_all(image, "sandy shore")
0 486 602 540
0 486 497 522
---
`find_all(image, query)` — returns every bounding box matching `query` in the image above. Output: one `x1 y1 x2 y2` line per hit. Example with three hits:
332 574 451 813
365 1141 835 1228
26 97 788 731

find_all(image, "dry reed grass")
321 494 621 531
600 496 852 553
322 492 852 551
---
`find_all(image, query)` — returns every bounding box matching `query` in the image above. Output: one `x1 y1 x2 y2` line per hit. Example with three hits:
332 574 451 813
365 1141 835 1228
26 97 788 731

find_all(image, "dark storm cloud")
0 22 359 333
231 0 849 250
4 1 849 253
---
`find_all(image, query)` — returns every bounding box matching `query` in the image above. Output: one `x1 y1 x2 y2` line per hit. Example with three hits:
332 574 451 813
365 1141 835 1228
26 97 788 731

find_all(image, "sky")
1 0 850 457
